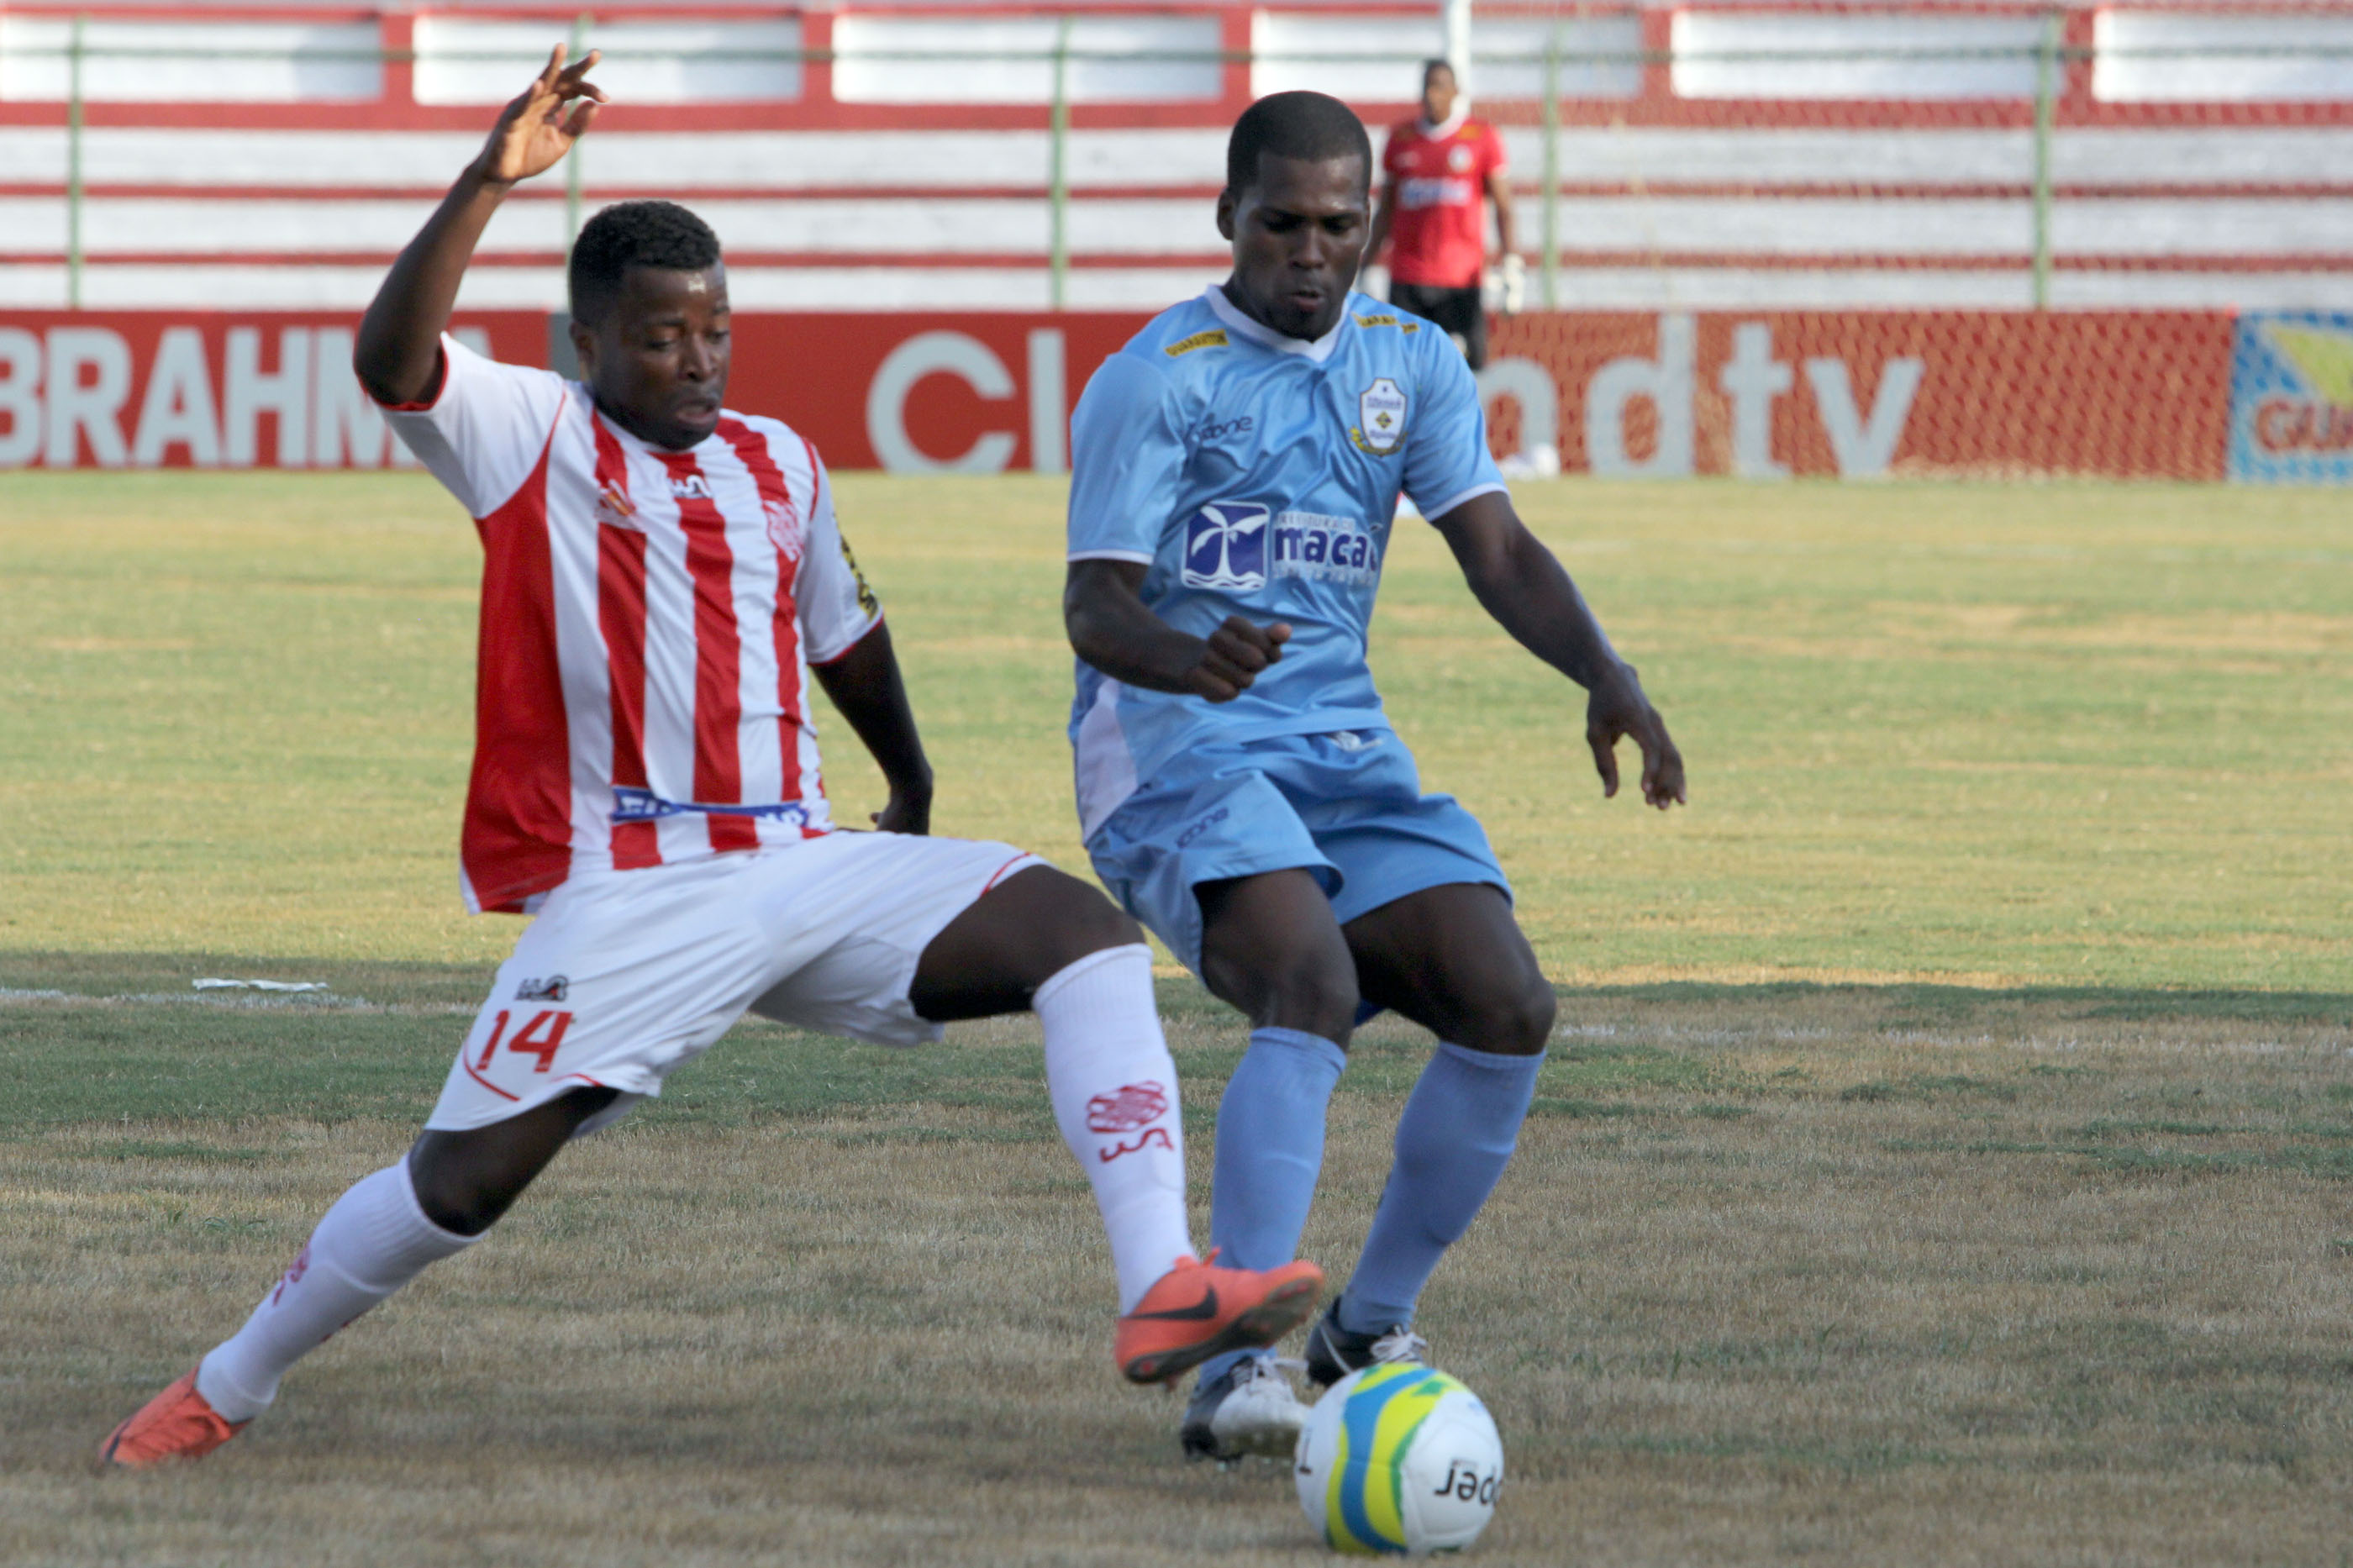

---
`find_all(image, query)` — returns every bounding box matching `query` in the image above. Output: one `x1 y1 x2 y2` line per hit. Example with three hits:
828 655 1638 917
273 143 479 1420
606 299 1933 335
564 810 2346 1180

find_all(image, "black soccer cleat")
1303 1297 1432 1388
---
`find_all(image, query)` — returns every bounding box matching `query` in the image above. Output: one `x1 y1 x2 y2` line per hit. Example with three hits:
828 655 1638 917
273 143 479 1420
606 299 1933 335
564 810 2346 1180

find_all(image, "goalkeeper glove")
1498 253 1526 316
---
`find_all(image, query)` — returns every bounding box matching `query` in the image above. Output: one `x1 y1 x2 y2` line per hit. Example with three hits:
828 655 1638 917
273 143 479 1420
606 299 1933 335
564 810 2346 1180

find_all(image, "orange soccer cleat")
99 1369 249 1469
1114 1252 1326 1385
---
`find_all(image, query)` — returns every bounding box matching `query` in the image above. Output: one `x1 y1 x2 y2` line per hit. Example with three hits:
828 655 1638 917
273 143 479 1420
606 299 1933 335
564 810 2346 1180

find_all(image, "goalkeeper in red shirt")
1369 58 1519 370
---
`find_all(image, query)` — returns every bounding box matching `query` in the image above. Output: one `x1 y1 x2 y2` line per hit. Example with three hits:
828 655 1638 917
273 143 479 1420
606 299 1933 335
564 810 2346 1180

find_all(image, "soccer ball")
1292 1362 1504 1555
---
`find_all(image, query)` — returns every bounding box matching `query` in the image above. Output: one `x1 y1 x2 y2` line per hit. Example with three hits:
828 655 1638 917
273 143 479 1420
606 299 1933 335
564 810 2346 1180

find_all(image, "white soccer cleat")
1180 1354 1310 1462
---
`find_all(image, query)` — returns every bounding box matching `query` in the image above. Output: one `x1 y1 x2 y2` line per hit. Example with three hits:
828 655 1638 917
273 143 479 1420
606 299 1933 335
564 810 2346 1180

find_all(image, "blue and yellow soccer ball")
1292 1362 1504 1555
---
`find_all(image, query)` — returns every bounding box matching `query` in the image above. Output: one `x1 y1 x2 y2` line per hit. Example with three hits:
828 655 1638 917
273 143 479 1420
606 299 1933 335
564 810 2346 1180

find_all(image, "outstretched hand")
471 45 606 187
1587 664 1687 810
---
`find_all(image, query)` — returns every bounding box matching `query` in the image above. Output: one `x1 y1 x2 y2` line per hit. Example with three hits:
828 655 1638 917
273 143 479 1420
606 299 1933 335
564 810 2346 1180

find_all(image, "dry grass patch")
7 986 2353 1565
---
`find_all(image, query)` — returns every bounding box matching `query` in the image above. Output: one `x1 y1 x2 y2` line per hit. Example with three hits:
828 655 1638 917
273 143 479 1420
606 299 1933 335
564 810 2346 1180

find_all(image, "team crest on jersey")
1183 501 1270 591
1350 377 1408 456
1448 143 1476 172
594 482 636 529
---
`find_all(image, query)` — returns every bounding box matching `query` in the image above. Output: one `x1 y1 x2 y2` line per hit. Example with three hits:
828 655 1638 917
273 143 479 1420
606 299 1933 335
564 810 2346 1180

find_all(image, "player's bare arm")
1064 559 1291 702
810 621 935 834
1430 489 1687 809
354 45 604 405
1484 168 1518 263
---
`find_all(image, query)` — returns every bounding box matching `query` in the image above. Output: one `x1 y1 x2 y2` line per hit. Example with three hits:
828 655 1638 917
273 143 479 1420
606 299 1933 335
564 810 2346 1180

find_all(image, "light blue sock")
1195 1026 1347 1388
1339 1042 1545 1337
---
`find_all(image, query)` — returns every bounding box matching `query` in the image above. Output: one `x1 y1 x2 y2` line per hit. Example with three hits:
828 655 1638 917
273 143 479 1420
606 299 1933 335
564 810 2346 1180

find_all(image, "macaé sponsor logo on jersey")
1182 501 1271 589
1271 511 1382 586
1185 502 1382 591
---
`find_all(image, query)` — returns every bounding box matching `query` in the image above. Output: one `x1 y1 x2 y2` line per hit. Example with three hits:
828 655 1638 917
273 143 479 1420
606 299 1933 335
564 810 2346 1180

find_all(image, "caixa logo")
1182 500 1270 591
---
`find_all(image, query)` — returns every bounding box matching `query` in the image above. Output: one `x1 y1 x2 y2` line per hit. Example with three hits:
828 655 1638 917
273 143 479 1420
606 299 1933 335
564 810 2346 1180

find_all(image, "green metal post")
566 13 591 250
2030 10 2058 311
66 13 85 309
1540 24 1560 309
1048 16 1071 311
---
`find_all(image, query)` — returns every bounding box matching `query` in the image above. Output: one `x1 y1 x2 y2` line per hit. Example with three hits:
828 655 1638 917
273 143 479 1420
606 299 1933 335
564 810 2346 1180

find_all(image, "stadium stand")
2 0 2351 313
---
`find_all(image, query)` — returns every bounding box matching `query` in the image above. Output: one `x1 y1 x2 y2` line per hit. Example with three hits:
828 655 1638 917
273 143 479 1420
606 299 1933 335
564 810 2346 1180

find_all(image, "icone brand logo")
1182 501 1271 590
667 474 713 499
1194 414 1254 444
1175 805 1230 850
514 974 569 1002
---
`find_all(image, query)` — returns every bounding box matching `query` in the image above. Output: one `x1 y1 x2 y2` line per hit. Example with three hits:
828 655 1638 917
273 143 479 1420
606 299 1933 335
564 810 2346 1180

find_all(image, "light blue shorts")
1083 729 1509 976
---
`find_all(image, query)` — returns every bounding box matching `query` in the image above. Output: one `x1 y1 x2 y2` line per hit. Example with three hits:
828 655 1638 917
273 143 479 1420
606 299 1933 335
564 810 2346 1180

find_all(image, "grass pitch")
3 472 2351 1564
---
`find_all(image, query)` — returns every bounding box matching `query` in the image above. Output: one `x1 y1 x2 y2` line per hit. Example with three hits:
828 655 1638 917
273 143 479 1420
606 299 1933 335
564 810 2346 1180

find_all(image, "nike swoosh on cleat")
1127 1287 1219 1322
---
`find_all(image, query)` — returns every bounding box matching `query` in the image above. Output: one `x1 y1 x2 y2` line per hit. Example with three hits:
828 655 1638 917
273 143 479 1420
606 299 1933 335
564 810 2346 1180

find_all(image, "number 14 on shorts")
473 1008 574 1074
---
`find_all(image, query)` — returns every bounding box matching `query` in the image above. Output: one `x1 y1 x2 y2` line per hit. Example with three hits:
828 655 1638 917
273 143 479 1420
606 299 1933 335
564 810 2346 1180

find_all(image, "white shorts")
424 832 1041 1134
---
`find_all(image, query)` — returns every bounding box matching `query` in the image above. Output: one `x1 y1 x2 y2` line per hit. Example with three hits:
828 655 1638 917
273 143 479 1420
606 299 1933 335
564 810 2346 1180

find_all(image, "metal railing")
13 27 2353 310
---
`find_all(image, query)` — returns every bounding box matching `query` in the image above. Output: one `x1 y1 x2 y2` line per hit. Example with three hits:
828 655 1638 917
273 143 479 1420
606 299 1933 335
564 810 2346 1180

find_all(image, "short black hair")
568 200 723 325
1225 91 1372 196
1423 58 1455 87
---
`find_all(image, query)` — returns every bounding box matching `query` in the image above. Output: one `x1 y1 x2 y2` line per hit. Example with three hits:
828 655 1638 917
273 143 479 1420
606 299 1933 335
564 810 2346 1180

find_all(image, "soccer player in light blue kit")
1063 92 1687 1460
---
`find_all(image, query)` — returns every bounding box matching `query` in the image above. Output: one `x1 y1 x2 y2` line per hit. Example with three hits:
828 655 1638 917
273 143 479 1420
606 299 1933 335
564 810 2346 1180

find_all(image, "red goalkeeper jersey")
1381 114 1506 290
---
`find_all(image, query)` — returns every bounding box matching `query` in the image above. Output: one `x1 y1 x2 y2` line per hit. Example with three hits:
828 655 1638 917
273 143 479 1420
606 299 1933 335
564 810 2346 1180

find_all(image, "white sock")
1034 944 1197 1313
195 1162 475 1422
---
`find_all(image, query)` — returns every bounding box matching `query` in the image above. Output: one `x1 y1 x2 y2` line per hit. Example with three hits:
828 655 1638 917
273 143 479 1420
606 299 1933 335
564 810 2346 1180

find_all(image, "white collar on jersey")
1415 106 1471 139
1201 284 1349 366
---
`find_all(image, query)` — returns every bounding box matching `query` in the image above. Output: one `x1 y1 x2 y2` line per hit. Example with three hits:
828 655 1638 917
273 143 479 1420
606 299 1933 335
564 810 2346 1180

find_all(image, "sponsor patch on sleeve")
840 534 880 618
1165 329 1229 359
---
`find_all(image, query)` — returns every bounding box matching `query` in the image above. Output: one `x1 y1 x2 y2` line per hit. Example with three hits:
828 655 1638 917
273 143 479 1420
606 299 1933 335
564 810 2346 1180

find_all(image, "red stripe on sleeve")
719 418 807 804
592 421 661 871
660 449 759 855
462 426 574 913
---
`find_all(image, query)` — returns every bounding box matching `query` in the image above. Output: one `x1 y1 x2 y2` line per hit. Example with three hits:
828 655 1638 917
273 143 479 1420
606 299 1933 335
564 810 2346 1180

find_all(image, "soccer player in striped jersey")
101 47 1321 1469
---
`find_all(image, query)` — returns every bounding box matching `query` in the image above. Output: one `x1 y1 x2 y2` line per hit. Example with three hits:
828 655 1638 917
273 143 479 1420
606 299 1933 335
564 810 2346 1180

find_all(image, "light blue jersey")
1066 285 1506 839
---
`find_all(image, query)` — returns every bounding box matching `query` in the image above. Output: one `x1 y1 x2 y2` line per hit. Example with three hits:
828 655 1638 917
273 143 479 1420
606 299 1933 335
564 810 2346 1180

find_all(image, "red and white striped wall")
1 1 2350 311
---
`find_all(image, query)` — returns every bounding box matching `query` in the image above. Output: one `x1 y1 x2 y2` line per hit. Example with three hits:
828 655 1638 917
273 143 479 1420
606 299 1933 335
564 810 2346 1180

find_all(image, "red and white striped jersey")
384 336 881 915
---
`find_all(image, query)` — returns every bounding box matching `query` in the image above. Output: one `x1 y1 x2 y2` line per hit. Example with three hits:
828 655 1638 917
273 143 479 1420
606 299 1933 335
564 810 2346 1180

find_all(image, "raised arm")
354 46 604 405
1429 490 1687 808
810 622 934 834
1064 560 1290 702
